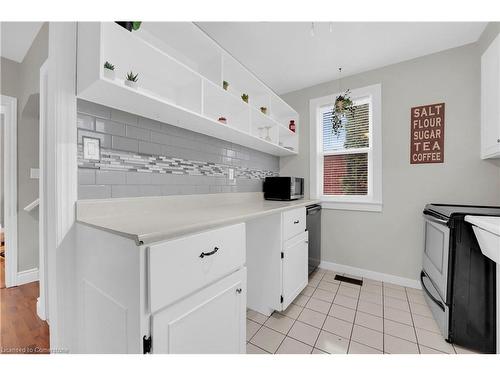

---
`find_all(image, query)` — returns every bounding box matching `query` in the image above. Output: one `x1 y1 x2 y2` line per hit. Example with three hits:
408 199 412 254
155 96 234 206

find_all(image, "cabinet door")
282 231 308 310
481 33 500 158
151 268 246 354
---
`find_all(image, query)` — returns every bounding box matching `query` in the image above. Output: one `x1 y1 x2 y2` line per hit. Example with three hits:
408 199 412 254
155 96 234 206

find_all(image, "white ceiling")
1 22 43 62
197 22 487 94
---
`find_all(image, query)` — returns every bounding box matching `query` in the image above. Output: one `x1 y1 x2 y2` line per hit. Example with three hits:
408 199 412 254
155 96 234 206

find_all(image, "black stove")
421 203 499 353
425 203 500 220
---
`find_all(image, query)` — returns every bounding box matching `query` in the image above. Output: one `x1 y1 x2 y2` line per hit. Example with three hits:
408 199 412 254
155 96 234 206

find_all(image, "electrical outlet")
83 136 101 161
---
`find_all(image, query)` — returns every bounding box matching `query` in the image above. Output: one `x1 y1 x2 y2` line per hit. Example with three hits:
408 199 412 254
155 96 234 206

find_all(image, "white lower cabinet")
246 207 309 315
75 222 246 354
282 231 309 309
152 268 246 354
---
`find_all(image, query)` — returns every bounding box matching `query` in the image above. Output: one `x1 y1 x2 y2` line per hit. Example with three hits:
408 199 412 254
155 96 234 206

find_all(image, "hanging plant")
331 68 355 135
332 89 355 135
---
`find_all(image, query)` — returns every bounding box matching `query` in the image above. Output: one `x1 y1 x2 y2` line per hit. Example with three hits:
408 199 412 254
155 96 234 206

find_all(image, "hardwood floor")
0 281 50 354
1 228 5 289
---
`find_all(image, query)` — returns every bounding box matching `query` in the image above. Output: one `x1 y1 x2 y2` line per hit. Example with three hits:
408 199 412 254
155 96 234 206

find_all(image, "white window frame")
309 84 382 212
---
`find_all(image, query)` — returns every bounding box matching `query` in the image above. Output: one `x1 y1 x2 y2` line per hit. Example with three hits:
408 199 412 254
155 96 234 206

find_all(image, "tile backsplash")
77 100 279 199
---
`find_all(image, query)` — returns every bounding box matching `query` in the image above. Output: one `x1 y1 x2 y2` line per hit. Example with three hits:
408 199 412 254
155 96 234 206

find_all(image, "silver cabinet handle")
199 246 219 258
293 220 300 224
236 288 242 294
497 138 500 143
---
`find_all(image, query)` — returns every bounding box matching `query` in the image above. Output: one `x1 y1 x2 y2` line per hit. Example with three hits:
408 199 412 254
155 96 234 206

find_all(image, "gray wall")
77 100 279 199
0 114 3 226
0 23 48 272
281 40 500 281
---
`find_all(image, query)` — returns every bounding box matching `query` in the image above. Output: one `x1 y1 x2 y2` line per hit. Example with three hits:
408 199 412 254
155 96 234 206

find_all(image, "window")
310 84 382 211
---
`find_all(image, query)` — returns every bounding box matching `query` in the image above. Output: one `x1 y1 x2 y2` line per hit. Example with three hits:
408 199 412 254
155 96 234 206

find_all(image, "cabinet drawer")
282 207 306 241
148 223 246 313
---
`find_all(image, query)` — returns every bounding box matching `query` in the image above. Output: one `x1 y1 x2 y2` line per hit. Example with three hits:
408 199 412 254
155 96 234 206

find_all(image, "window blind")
322 102 370 196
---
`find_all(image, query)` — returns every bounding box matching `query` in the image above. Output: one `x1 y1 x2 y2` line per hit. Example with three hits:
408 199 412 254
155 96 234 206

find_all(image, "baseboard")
36 297 47 321
319 260 421 289
17 267 39 285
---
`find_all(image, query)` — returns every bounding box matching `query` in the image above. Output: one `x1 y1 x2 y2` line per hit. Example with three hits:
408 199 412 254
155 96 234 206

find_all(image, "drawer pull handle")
199 247 219 258
293 220 300 224
236 288 242 294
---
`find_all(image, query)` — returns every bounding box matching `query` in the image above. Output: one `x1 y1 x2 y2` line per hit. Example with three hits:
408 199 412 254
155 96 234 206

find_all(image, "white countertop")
465 215 500 236
76 192 319 245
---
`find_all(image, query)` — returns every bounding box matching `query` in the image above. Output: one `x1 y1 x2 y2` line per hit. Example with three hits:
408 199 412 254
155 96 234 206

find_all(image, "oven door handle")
420 271 445 312
423 212 449 226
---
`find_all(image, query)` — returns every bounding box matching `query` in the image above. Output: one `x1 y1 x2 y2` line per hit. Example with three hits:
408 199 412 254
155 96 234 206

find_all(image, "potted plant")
241 94 249 103
115 21 142 32
125 71 139 89
260 106 267 115
223 80 229 91
103 61 115 80
332 89 355 135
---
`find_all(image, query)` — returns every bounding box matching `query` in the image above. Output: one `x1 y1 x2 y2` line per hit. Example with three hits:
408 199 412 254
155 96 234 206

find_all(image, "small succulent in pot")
260 106 267 115
241 94 249 103
125 71 139 89
223 80 229 90
103 61 115 80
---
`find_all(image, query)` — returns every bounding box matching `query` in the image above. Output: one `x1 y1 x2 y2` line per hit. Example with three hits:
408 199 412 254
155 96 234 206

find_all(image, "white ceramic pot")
103 68 115 80
125 80 138 89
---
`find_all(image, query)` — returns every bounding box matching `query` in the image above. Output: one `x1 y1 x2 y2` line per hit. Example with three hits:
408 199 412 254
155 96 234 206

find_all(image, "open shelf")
203 79 250 133
250 108 279 145
77 22 299 157
278 125 298 153
137 23 223 87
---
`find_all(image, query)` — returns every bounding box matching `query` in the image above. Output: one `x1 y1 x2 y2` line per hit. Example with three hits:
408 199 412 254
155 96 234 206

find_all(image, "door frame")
37 60 48 320
1 95 18 288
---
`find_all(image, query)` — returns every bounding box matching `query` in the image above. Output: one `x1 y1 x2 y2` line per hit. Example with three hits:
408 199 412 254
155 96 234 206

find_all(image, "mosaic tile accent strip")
78 146 277 179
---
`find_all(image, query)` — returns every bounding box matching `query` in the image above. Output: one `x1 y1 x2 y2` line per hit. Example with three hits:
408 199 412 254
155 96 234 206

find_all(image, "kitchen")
1 4 500 368
72 20 500 355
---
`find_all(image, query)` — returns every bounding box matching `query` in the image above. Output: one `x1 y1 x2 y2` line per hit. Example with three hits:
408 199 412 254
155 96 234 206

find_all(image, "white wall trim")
37 60 49 321
321 201 383 212
1 95 18 288
17 267 39 285
319 260 421 289
309 84 383 212
46 22 78 352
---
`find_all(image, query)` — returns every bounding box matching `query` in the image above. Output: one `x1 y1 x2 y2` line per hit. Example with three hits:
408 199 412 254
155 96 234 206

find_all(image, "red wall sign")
410 103 445 164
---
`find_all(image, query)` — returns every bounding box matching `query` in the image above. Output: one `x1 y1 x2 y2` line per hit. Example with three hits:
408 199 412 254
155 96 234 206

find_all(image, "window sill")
320 200 383 212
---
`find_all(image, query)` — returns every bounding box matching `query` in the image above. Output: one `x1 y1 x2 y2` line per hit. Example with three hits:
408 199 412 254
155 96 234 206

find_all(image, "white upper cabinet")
481 33 500 159
76 22 299 156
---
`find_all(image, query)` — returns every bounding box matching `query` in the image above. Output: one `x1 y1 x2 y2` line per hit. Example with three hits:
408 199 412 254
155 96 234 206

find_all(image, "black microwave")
263 177 304 201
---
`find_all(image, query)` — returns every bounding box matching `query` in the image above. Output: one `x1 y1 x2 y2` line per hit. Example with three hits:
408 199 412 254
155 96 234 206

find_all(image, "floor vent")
334 274 363 286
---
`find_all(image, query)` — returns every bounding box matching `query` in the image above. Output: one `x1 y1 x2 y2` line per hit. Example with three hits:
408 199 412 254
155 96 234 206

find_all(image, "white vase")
103 68 115 80
125 80 138 89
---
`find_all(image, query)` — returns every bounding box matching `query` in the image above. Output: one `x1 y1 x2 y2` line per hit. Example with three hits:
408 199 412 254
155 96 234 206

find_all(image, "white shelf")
77 22 299 157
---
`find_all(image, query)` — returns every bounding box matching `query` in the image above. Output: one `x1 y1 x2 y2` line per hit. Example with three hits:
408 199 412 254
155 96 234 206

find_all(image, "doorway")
0 95 18 290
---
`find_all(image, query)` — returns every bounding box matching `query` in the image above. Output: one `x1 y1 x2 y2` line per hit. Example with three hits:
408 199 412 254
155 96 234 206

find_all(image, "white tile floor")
246 268 478 354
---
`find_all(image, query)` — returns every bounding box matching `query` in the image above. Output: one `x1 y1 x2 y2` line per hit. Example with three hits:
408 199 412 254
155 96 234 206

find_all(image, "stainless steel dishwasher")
306 204 321 274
